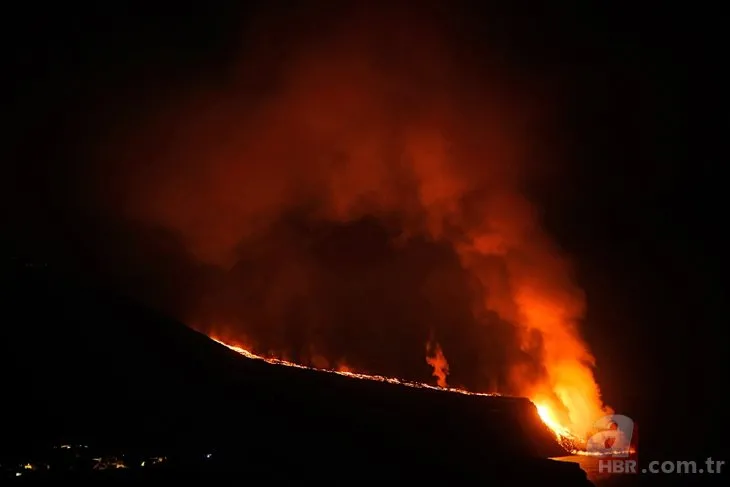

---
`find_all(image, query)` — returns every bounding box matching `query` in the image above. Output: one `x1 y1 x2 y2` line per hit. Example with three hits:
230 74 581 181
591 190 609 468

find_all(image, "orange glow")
511 286 611 441
211 334 595 452
426 338 450 388
92 4 612 454
535 402 582 451
211 335 499 396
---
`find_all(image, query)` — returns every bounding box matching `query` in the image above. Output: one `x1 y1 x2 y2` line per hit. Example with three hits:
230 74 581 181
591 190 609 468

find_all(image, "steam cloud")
87 4 607 437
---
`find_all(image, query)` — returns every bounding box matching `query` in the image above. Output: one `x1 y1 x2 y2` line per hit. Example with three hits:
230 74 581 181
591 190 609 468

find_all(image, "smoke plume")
87 3 608 437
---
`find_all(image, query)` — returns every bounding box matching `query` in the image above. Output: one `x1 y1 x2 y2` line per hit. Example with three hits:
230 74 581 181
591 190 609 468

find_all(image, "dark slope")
2 259 588 484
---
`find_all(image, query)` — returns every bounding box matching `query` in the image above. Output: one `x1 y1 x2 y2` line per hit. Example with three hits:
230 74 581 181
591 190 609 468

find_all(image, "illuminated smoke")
426 338 450 388
88 3 610 439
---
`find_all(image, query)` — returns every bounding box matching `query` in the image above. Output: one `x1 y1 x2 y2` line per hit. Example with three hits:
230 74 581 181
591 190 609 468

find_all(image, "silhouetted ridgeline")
2 258 590 484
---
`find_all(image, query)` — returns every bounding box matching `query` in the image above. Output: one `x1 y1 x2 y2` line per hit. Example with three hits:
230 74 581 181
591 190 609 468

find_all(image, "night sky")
5 1 722 459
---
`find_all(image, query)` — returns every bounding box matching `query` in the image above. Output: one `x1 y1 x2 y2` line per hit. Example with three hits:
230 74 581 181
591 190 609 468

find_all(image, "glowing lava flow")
535 403 583 452
210 336 500 397
209 335 588 452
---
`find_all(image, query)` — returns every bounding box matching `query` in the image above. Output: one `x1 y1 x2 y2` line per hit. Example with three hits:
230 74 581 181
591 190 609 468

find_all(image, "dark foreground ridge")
2 258 590 485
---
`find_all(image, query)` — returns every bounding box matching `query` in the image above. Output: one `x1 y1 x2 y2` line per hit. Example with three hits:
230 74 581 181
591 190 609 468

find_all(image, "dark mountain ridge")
2 258 590 484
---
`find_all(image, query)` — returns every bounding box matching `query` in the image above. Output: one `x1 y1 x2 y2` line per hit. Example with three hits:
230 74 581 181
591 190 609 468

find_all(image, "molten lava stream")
535 403 584 452
208 335 591 453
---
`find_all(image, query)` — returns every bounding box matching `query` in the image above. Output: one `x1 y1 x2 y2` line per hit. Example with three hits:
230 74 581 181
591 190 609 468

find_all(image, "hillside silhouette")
2 258 590 484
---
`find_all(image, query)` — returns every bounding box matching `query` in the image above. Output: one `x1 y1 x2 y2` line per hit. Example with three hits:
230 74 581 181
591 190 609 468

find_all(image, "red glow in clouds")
91 3 611 444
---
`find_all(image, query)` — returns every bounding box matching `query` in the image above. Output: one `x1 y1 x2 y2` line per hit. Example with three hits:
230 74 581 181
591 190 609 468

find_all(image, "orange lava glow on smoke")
92 4 611 452
426 339 450 388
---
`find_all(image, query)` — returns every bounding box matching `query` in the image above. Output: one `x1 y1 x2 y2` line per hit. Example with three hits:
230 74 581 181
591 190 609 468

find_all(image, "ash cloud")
79 2 606 427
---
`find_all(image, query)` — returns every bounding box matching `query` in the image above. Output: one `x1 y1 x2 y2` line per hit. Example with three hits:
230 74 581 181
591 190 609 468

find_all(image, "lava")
210 334 585 452
211 335 495 396
86 3 612 453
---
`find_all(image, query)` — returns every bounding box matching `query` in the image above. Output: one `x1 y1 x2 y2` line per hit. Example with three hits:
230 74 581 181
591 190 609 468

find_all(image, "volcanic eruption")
81 3 611 449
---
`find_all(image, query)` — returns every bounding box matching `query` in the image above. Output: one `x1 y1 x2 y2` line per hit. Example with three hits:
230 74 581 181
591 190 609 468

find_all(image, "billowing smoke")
87 3 608 437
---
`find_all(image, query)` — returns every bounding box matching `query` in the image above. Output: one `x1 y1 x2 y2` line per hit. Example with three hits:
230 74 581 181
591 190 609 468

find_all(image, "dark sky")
4 1 722 456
